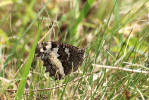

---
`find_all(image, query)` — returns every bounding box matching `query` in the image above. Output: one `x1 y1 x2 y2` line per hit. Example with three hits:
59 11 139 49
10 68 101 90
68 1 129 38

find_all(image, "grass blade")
69 0 96 41
14 26 41 100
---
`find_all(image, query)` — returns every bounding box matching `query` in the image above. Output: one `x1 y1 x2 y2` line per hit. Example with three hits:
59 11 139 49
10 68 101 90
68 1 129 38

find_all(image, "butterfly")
35 41 85 80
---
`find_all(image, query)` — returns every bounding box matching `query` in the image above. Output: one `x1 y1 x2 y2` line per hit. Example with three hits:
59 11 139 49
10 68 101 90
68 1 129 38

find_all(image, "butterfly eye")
41 42 44 45
43 46 47 50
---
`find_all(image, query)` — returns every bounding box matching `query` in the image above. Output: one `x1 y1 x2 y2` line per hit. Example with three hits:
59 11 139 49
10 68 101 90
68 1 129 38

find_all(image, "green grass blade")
112 0 120 27
69 0 96 41
14 26 41 100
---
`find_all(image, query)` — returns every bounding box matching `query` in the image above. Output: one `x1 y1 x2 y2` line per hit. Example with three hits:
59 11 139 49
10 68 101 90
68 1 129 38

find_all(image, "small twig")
92 64 149 74
38 13 57 43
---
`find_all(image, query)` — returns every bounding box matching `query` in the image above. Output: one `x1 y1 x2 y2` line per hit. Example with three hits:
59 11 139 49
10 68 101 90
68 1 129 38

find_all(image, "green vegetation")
0 0 149 99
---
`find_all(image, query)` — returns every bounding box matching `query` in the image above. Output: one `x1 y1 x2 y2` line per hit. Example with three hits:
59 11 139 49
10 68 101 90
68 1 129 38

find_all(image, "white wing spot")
40 48 44 52
65 48 70 59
